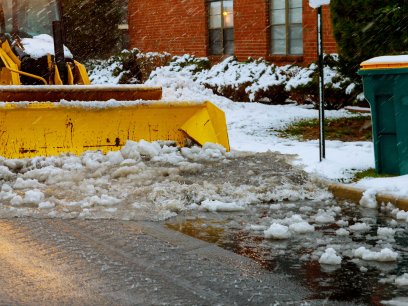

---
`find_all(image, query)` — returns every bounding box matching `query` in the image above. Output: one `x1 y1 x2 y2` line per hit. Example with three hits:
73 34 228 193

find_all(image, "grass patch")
277 116 372 142
352 168 396 182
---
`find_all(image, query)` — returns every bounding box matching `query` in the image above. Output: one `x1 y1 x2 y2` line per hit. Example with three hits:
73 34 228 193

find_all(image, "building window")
208 0 234 55
270 0 303 55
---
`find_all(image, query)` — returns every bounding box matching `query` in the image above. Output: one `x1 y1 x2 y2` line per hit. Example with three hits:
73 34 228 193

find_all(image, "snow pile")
23 189 45 205
0 140 328 221
355 175 408 200
288 221 315 234
335 228 350 236
354 247 398 262
264 214 315 238
349 222 371 232
313 209 336 224
201 200 245 212
264 223 291 240
359 189 377 208
377 227 396 238
319 248 342 265
21 34 73 60
395 274 408 287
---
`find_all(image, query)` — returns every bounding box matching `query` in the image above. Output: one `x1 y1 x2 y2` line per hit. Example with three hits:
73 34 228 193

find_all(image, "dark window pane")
289 39 303 54
224 28 234 55
210 28 223 55
289 24 303 54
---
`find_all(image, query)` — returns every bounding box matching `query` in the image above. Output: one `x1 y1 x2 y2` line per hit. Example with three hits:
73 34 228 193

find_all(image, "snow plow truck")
0 0 229 158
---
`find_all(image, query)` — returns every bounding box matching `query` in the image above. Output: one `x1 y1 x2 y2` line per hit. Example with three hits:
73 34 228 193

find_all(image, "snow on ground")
143 61 408 198
144 63 374 182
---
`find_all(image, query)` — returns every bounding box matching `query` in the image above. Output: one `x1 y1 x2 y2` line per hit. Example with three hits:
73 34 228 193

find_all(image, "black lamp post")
309 0 330 161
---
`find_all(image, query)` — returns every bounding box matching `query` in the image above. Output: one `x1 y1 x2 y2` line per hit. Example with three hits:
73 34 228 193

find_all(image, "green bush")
62 0 123 60
331 0 408 81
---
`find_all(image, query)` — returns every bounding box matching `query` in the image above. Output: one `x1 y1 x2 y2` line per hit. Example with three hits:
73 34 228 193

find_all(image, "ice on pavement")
353 247 398 262
395 273 408 287
0 140 329 221
264 223 291 240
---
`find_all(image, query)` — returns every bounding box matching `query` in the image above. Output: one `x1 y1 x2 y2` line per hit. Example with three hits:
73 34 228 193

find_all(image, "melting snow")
319 248 342 265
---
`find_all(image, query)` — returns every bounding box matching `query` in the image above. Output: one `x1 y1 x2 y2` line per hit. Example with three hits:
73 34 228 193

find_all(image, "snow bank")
355 176 408 200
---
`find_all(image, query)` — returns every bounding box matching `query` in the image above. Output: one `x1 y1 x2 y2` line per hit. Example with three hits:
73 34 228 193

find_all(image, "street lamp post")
309 0 330 162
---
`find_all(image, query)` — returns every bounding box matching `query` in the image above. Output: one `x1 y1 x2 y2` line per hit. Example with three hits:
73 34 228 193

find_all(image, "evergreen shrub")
62 0 123 60
330 0 408 81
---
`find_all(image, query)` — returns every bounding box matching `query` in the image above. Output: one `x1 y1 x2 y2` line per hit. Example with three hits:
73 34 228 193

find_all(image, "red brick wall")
128 0 337 66
234 0 269 60
128 0 207 56
302 1 337 65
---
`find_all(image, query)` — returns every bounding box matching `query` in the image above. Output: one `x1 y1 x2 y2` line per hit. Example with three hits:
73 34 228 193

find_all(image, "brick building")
128 0 336 65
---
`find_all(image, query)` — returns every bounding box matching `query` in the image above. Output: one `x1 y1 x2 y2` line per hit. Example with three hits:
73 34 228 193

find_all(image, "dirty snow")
0 140 329 221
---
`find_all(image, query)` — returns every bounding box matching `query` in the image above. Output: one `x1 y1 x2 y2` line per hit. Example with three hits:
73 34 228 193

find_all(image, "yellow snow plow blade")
0 100 230 158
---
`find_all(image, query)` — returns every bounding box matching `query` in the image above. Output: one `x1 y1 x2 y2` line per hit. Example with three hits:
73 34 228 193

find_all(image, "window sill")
266 55 304 64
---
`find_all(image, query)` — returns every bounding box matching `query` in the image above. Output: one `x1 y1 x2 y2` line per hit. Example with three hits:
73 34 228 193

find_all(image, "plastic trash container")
359 55 408 175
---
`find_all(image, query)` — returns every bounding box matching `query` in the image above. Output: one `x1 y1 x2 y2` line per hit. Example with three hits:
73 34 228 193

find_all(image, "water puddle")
166 200 408 304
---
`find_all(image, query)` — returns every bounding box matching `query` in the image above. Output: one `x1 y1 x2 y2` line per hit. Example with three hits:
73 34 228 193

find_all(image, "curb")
328 183 408 211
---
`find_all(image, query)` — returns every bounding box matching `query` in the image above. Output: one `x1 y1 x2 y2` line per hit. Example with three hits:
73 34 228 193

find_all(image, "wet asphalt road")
0 218 357 305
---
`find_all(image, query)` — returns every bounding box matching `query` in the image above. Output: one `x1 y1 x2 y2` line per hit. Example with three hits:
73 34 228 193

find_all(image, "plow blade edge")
0 101 230 158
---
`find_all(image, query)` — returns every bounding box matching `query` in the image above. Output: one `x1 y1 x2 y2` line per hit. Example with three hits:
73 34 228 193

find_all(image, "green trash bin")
359 56 408 175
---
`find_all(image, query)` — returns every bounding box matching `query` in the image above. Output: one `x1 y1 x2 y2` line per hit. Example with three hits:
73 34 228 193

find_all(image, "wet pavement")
166 200 408 305
0 217 346 305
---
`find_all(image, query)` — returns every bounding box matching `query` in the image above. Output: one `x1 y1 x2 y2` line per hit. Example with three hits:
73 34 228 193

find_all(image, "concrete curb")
328 183 408 211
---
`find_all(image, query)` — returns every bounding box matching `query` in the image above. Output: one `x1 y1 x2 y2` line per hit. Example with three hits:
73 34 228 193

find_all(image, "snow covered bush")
288 54 361 110
166 54 211 75
88 49 172 84
89 51 363 109
196 57 289 103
